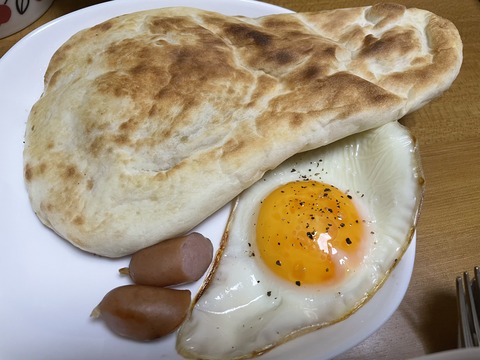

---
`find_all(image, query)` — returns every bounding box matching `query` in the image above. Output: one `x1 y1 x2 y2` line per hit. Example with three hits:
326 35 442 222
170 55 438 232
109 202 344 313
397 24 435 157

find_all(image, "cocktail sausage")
121 232 213 287
91 285 191 341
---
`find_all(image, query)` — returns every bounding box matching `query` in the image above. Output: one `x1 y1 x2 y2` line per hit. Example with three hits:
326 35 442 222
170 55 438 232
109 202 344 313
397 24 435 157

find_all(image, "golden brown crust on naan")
23 4 462 257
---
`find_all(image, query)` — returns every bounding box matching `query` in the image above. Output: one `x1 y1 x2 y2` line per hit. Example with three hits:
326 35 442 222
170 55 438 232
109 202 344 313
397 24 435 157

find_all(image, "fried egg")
176 121 424 360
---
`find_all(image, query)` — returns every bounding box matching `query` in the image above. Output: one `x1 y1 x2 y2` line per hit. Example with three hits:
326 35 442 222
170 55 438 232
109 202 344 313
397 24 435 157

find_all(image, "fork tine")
464 271 480 346
457 275 472 347
473 266 480 318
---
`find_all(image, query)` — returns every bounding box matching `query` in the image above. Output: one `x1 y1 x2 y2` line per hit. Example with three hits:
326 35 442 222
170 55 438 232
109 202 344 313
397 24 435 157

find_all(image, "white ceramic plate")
0 1 416 359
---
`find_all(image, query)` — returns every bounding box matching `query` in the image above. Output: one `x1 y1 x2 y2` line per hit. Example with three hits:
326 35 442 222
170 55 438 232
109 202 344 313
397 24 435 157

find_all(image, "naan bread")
24 4 462 257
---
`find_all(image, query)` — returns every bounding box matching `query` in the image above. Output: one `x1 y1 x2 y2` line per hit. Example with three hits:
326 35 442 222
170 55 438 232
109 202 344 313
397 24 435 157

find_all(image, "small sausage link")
91 285 191 341
120 232 213 287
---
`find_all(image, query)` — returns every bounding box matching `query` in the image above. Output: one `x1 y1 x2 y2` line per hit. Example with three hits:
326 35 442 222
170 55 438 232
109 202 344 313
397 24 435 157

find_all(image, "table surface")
1 0 479 359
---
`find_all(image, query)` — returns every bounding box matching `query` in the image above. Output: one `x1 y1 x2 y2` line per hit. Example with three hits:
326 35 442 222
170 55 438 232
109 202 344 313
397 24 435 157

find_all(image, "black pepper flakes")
295 281 301 286
276 260 282 266
267 291 272 296
346 237 352 245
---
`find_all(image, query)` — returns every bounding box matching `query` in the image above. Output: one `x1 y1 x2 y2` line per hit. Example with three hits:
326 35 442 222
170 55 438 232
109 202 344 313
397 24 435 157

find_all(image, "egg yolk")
256 180 365 286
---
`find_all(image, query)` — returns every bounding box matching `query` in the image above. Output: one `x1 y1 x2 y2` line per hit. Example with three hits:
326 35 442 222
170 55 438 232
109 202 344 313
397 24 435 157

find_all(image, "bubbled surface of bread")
23 4 462 257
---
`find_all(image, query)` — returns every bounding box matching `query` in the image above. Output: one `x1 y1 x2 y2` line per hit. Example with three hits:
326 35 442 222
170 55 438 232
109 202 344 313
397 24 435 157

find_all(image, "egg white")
176 121 423 360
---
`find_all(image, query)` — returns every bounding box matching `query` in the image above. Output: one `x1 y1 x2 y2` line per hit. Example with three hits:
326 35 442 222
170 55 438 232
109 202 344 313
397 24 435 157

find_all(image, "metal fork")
456 266 480 347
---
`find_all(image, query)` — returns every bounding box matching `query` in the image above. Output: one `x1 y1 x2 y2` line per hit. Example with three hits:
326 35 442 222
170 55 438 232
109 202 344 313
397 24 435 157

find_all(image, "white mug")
0 0 54 39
